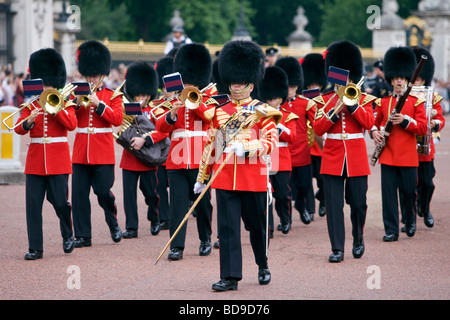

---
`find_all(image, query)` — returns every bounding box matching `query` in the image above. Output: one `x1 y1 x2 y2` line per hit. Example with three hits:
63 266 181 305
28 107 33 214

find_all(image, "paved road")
1 116 449 304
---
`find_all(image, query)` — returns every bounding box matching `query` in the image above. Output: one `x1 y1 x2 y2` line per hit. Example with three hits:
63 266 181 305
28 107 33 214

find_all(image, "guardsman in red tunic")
410 47 446 229
371 46 427 242
260 66 297 235
301 53 328 218
314 41 376 262
156 43 218 260
72 40 124 248
276 56 316 225
119 61 168 238
15 48 77 260
195 40 282 291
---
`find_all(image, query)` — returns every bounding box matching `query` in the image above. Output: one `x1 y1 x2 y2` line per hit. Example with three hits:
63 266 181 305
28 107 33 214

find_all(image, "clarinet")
370 55 427 166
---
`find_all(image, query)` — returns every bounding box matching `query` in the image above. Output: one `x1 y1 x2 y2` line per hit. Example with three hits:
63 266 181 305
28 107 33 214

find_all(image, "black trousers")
122 169 159 231
269 171 292 227
417 160 435 215
25 174 73 251
72 164 119 238
306 155 324 214
216 189 268 280
156 165 170 223
381 164 417 235
291 164 313 214
323 172 368 252
167 169 212 250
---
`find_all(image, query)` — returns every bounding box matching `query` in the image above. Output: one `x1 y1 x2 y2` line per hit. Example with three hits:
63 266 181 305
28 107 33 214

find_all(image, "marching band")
11 36 445 292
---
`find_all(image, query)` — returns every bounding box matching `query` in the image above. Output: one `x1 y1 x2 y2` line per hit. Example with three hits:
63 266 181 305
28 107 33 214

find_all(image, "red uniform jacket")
283 96 316 167
72 87 124 165
119 105 169 172
374 94 428 167
197 98 281 192
417 94 446 162
270 108 297 172
156 95 217 170
15 100 77 175
314 91 376 177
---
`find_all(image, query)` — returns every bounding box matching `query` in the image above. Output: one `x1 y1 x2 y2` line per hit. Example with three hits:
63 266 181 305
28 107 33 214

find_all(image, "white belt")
326 133 364 140
277 142 288 147
77 127 113 134
172 130 207 140
31 137 68 144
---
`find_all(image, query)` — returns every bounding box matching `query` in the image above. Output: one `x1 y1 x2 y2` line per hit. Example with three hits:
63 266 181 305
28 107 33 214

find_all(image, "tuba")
2 83 77 131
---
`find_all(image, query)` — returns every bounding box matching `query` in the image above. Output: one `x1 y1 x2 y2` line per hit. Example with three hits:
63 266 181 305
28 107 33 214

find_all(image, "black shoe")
329 250 344 262
199 240 212 256
24 250 43 260
382 233 398 242
281 222 290 234
151 221 161 236
168 248 183 260
352 240 365 259
300 209 311 225
110 226 122 243
405 223 416 237
401 225 406 233
160 220 170 230
424 211 434 228
123 229 138 238
74 237 92 248
277 223 282 231
212 279 238 291
213 240 220 249
310 213 315 222
258 268 271 285
318 203 326 217
63 236 75 253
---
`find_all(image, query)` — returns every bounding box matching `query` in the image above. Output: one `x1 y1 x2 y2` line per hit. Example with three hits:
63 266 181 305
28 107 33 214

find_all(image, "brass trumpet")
79 75 105 107
337 77 364 106
2 83 77 131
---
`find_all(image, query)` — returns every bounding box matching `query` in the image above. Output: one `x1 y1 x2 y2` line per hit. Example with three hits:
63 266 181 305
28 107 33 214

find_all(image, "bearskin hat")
125 61 158 100
259 66 289 105
218 40 265 88
155 56 174 90
173 43 212 89
301 53 327 90
412 46 434 86
275 56 304 89
77 40 112 77
212 59 229 94
325 40 363 83
384 46 417 84
29 48 67 89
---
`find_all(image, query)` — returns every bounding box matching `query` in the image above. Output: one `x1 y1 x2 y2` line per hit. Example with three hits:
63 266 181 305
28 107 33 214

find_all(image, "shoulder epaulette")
433 93 443 105
312 95 325 106
111 90 124 101
204 97 220 106
306 99 316 111
361 94 377 106
414 97 427 107
374 98 382 107
285 112 299 123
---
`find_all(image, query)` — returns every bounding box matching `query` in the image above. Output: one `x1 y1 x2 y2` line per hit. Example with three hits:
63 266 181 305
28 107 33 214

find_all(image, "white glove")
231 141 245 157
194 181 207 194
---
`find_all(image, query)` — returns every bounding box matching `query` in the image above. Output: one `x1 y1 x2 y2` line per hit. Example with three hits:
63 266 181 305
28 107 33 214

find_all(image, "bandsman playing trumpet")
14 48 77 260
120 61 169 238
155 43 218 260
313 40 376 263
71 40 124 248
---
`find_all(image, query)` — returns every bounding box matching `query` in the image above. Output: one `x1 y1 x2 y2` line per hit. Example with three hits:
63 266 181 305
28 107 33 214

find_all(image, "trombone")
2 83 77 131
78 75 105 107
328 77 364 119
150 82 216 121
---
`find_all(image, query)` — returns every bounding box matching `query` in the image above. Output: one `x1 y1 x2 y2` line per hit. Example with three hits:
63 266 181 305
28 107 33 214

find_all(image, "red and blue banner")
163 72 184 93
72 82 91 95
124 102 142 115
302 88 320 99
23 79 44 96
211 94 230 106
328 66 349 86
